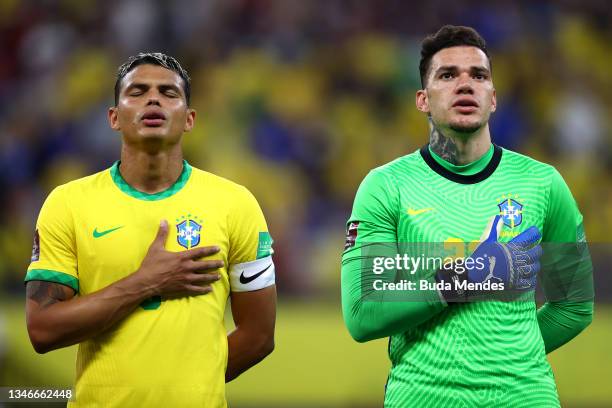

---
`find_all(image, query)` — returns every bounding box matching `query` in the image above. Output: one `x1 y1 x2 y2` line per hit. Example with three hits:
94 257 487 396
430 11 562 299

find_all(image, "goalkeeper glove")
437 215 542 301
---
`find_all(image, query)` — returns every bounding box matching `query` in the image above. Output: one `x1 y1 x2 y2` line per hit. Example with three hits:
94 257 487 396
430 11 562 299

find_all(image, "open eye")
440 72 454 80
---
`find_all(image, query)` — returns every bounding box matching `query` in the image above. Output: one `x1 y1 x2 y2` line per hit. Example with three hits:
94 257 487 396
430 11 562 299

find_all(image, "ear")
108 107 120 131
416 89 430 114
490 88 497 113
184 108 196 132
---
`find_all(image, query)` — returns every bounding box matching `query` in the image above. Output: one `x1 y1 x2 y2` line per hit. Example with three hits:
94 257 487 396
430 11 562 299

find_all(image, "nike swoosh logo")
93 226 124 238
407 207 435 216
239 264 271 284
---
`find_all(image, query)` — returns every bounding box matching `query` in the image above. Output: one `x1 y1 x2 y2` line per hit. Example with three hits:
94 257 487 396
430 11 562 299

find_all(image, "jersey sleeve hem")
25 269 79 293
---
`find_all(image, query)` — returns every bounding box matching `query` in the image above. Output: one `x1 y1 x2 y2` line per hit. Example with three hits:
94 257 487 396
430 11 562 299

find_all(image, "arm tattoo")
26 281 72 308
429 119 460 165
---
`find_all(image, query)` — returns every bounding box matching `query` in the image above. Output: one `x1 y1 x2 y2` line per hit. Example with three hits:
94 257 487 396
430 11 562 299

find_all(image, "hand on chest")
76 205 229 286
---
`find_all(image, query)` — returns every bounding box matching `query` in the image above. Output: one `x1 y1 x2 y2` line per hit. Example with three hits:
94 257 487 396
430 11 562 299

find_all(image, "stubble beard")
448 118 484 135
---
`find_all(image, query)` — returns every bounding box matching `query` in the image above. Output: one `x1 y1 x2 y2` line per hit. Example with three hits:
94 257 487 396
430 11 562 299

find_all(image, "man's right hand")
135 220 223 298
26 219 224 353
435 215 542 302
467 215 542 291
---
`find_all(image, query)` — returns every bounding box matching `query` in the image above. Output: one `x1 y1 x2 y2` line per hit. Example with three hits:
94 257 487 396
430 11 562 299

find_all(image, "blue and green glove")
437 215 542 301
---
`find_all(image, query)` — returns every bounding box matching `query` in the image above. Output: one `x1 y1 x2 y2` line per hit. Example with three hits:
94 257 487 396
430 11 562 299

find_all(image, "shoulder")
44 167 112 203
499 147 558 178
189 165 258 202
353 151 421 206
364 149 423 184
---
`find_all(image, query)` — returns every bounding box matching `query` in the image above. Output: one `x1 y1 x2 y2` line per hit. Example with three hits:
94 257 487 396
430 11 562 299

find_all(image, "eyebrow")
434 65 491 75
124 82 183 94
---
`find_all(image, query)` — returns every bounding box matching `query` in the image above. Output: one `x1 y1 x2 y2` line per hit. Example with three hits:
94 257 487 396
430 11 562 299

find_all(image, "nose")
455 73 474 94
146 95 161 106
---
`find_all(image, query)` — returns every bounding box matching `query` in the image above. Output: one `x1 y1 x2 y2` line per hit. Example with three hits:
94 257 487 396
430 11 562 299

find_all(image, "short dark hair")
419 25 491 88
114 52 191 105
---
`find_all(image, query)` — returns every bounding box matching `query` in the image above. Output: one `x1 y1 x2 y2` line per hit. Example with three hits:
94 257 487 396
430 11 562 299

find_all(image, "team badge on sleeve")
257 232 274 259
344 221 359 250
31 229 40 262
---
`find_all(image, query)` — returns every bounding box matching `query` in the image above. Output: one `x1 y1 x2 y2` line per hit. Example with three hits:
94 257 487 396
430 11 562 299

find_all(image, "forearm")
341 254 446 342
537 300 593 354
225 326 274 382
343 295 445 343
26 273 153 353
226 286 276 382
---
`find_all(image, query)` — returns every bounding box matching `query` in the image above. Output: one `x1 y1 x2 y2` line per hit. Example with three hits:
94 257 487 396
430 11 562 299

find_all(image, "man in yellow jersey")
24 53 277 407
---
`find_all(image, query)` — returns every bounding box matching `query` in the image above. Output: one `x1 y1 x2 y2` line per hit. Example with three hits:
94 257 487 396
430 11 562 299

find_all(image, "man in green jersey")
341 25 594 407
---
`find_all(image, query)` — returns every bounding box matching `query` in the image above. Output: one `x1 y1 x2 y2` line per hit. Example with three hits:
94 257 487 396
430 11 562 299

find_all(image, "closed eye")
126 84 148 97
159 85 181 98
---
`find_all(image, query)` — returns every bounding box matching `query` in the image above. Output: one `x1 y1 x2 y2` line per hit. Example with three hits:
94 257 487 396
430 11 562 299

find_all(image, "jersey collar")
419 144 502 184
110 160 192 201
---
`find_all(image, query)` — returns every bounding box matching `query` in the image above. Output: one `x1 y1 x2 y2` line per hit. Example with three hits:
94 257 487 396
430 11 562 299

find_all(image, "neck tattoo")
428 119 460 165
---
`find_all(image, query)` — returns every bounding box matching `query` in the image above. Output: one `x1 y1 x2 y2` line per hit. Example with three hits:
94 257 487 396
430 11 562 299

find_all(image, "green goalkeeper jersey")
341 144 593 407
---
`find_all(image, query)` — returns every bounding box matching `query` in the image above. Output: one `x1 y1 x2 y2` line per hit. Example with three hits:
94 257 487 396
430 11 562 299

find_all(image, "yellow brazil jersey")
25 161 275 408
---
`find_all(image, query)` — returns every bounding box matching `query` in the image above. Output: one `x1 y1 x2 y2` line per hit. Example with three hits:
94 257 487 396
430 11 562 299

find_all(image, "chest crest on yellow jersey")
175 214 203 249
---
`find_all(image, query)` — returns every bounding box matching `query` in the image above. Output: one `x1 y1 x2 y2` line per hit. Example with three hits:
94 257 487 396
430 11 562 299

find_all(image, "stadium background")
0 0 610 407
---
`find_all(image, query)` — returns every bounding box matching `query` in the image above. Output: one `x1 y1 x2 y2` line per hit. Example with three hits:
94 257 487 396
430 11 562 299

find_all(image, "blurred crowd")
0 0 610 296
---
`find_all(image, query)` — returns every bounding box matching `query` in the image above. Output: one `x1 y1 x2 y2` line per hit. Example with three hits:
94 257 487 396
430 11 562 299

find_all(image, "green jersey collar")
420 144 502 184
429 144 494 176
110 160 192 201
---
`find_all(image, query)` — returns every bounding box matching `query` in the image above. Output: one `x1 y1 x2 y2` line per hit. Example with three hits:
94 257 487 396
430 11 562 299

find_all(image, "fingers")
524 244 543 263
190 259 224 272
161 272 220 299
188 272 221 285
517 262 540 278
509 226 541 246
152 220 169 249
161 273 220 299
523 274 538 289
182 273 221 296
480 215 503 242
515 275 537 290
164 285 213 299
494 215 503 241
183 245 221 260
184 285 213 295
514 244 542 263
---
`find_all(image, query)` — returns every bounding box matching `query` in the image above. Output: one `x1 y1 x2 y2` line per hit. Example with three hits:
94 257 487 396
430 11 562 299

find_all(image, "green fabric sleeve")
537 168 594 353
537 301 594 354
543 168 584 243
341 170 446 343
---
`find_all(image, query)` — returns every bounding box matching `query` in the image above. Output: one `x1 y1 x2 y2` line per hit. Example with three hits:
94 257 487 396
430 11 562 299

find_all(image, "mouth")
452 99 479 114
141 111 166 127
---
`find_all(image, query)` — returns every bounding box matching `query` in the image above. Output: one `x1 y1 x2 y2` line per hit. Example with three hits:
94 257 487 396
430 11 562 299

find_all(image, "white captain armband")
229 255 275 292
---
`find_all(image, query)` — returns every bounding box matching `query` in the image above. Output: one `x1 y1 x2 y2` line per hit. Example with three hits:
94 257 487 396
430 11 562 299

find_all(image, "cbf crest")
497 195 523 229
175 214 203 249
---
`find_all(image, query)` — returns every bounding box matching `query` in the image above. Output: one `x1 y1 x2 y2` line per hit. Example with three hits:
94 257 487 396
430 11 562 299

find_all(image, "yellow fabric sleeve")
227 186 273 266
25 185 79 292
